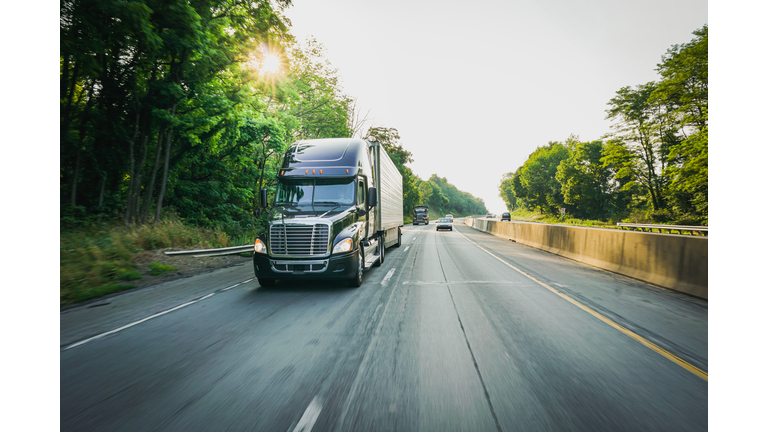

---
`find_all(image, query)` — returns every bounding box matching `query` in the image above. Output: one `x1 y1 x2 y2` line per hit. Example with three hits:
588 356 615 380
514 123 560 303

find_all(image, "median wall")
464 217 707 299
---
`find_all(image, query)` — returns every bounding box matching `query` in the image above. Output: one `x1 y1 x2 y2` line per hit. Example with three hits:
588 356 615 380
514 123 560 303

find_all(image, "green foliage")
60 1 353 235
514 142 570 215
415 175 487 217
150 262 178 276
555 138 629 220
117 269 143 281
498 172 518 211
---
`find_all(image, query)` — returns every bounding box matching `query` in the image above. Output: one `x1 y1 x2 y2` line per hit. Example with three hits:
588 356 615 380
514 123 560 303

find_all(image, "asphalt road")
60 218 708 431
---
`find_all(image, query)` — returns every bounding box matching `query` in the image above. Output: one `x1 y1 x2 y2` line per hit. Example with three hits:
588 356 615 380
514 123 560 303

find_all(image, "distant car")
485 213 494 219
501 212 511 221
445 214 454 222
436 218 453 231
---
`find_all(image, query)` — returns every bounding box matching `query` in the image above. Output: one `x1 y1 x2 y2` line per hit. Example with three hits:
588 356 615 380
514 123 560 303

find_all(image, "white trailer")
371 142 403 248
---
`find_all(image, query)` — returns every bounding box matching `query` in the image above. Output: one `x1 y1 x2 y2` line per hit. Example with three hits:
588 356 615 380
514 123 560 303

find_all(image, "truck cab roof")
279 138 372 178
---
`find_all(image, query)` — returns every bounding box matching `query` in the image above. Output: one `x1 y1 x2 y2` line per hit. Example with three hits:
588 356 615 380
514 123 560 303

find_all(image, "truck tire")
258 278 275 287
348 248 364 288
394 227 402 247
374 240 384 267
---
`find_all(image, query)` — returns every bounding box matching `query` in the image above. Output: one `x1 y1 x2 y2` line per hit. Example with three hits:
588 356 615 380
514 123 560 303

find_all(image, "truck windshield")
275 178 356 207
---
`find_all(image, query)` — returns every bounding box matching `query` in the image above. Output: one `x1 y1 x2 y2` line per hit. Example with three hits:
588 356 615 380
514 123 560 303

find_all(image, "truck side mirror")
367 187 377 207
260 189 269 208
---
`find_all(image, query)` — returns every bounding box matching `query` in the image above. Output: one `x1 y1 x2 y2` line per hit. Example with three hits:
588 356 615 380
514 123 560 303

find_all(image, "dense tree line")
499 26 707 225
61 0 356 235
60 0 482 235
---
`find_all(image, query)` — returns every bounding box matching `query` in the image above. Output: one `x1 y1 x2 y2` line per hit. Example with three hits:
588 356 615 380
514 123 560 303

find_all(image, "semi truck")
253 138 403 287
413 206 429 225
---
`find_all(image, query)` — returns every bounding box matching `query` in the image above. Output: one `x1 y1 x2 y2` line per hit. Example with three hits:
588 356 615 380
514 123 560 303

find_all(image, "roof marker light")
305 170 308 174
320 169 323 174
346 169 349 174
313 170 315 174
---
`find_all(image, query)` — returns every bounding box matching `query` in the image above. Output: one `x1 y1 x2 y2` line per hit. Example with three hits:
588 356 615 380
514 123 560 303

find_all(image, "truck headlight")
254 239 267 254
332 238 353 254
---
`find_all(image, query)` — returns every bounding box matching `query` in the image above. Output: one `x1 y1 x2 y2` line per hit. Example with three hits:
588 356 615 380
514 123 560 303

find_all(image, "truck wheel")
394 228 402 247
374 240 384 267
258 278 275 287
348 248 363 288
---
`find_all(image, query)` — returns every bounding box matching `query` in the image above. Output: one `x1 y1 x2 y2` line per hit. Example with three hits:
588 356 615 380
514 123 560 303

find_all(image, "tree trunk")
154 105 177 226
124 104 141 231
69 145 82 208
97 173 107 224
140 130 165 224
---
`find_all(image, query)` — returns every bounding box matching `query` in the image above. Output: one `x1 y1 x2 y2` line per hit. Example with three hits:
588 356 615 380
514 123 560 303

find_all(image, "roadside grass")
60 217 256 306
149 262 178 276
505 209 617 229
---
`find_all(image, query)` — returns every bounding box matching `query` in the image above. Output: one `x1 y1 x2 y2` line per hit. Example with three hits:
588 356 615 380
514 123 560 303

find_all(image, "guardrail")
163 245 253 257
616 223 708 236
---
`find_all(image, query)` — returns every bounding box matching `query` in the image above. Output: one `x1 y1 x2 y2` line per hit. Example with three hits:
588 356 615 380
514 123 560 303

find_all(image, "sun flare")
259 54 281 75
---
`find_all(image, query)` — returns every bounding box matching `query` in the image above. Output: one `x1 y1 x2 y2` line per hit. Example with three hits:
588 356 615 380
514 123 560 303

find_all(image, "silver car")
436 218 453 231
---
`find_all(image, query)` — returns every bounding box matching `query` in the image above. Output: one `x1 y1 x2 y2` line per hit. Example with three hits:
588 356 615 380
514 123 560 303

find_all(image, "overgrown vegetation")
499 26 707 226
150 262 178 276
60 217 242 305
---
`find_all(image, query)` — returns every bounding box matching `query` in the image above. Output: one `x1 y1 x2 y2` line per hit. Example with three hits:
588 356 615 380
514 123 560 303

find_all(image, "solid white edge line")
291 396 322 432
63 279 253 351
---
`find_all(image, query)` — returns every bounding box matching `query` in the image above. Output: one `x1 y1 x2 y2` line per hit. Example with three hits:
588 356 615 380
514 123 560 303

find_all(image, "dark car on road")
436 218 453 231
501 212 511 221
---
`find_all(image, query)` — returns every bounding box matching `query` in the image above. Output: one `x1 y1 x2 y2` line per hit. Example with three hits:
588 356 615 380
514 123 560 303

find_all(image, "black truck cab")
253 138 402 287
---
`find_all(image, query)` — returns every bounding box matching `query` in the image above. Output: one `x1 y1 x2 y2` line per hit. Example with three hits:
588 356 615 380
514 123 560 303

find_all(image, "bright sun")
260 54 281 75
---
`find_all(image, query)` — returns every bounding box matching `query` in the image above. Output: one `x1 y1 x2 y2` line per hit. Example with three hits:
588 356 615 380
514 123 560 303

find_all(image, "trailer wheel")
394 227 402 247
348 248 364 288
258 278 275 287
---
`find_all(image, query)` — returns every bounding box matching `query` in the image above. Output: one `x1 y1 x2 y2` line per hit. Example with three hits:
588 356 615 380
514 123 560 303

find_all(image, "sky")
282 0 708 214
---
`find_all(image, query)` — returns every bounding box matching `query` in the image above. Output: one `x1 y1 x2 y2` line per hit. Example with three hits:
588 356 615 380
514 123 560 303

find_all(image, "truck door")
357 177 368 239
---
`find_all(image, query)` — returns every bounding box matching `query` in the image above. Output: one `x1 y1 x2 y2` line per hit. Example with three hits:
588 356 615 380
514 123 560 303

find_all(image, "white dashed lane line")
291 396 322 432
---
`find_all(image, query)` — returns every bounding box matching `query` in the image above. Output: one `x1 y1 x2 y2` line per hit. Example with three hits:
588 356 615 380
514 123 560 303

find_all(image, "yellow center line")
456 228 708 382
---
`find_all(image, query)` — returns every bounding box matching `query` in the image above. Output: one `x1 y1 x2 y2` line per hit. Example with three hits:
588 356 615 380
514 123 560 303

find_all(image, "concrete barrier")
464 217 707 299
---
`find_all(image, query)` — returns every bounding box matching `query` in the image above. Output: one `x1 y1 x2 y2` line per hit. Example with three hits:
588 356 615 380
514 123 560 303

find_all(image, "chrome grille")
270 223 330 256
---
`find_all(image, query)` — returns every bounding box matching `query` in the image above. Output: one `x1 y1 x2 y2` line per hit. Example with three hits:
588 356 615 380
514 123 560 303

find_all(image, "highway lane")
60 219 707 431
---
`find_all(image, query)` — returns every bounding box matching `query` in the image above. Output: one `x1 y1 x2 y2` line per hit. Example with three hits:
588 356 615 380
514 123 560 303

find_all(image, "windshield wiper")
313 201 341 206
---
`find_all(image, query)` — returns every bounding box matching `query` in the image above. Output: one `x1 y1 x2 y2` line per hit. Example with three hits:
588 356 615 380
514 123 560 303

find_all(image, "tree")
603 83 669 213
516 142 570 214
652 26 708 221
279 38 354 140
556 139 623 220
498 172 517 211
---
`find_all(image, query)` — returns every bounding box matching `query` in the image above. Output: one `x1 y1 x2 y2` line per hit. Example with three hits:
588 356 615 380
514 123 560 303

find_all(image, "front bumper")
253 249 358 281
436 224 452 230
